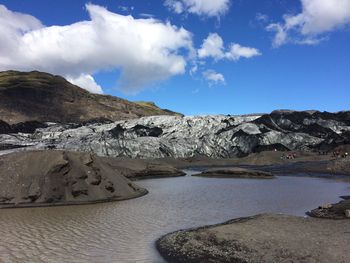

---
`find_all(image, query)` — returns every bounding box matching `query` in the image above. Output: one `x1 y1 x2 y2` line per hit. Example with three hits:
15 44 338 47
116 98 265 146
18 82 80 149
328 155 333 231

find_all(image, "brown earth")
193 167 274 179
0 150 185 208
158 149 350 176
157 214 350 263
0 70 181 124
101 157 186 180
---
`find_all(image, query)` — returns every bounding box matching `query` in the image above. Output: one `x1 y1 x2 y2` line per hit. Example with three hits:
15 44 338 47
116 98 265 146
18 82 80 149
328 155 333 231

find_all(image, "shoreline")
156 211 350 263
1 149 349 209
156 151 350 177
0 188 149 210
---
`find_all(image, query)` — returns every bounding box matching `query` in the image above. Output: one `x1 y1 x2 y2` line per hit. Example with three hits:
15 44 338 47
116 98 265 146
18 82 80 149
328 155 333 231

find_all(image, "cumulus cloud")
198 33 261 61
0 4 194 94
266 0 350 47
165 0 230 17
198 33 225 60
226 43 262 61
203 69 225 86
0 5 43 63
67 74 103 94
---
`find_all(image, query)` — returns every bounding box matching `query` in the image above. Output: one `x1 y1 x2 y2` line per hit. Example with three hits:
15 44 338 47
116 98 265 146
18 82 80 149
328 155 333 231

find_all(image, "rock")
156 214 350 263
1 110 350 159
319 204 333 209
0 150 147 208
0 120 47 134
345 210 350 218
193 167 274 179
308 199 350 219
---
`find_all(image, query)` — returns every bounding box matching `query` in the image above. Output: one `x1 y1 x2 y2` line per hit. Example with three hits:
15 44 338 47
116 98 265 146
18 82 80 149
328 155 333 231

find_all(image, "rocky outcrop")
157 214 350 263
0 70 181 124
0 150 147 208
308 199 350 219
0 110 350 159
194 168 274 179
0 120 47 134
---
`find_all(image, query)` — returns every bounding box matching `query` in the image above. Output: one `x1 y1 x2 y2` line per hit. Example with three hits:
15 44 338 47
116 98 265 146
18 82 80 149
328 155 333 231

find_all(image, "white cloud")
198 33 261 61
203 69 225 86
139 13 155 19
198 33 225 60
165 0 184 14
67 74 103 94
256 13 269 23
0 4 194 94
226 43 261 61
118 6 134 13
165 0 230 17
266 23 288 48
266 0 350 47
0 5 43 61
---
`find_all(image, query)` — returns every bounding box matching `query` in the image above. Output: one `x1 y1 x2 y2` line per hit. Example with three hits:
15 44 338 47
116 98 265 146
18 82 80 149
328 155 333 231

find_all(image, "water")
0 172 349 263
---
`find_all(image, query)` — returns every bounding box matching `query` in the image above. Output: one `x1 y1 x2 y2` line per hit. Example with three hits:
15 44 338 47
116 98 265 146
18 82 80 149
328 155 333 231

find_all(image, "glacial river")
0 171 349 263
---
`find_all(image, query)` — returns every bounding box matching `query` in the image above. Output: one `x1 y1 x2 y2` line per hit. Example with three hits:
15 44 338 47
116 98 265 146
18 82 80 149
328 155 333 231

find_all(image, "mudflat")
193 167 274 179
159 149 350 176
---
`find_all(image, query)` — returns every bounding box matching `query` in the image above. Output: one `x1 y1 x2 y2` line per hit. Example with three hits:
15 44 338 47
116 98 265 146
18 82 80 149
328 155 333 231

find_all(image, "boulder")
308 199 350 219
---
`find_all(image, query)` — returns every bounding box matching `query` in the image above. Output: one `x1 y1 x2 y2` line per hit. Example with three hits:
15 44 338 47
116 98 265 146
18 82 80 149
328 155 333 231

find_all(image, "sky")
0 0 349 115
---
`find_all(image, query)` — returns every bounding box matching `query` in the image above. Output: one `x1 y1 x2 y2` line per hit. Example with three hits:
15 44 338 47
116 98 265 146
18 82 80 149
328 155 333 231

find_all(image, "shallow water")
0 172 349 263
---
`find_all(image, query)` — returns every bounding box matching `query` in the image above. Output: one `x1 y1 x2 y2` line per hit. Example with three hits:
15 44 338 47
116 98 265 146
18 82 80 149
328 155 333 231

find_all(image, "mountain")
1 110 349 158
0 71 181 124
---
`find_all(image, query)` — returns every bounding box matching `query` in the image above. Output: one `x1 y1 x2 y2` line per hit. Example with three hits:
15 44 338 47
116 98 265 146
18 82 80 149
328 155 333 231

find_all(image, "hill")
0 71 181 124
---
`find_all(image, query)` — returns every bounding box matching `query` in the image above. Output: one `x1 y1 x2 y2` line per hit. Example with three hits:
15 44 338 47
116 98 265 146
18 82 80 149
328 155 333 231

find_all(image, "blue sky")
0 0 349 115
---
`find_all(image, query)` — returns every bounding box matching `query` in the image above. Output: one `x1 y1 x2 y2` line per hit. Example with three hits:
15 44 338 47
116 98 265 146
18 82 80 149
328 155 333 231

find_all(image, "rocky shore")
193 167 274 179
157 214 350 263
308 198 350 219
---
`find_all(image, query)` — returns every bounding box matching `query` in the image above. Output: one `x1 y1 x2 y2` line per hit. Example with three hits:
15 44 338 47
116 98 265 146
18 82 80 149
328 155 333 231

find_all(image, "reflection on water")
0 172 349 263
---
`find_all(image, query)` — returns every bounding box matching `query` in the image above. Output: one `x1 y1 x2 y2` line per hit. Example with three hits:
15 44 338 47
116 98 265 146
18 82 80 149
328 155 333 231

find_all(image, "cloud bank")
165 0 230 17
267 0 350 47
0 4 194 94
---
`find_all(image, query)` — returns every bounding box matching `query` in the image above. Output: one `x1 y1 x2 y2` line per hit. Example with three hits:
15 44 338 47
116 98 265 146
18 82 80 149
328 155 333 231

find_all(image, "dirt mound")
0 150 147 208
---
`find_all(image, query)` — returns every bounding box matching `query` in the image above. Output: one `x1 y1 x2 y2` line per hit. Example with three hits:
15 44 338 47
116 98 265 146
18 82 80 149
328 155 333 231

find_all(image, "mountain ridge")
0 70 181 124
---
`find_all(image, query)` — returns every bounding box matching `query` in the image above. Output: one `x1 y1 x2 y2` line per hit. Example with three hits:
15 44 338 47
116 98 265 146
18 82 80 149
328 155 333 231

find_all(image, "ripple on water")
0 173 349 263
